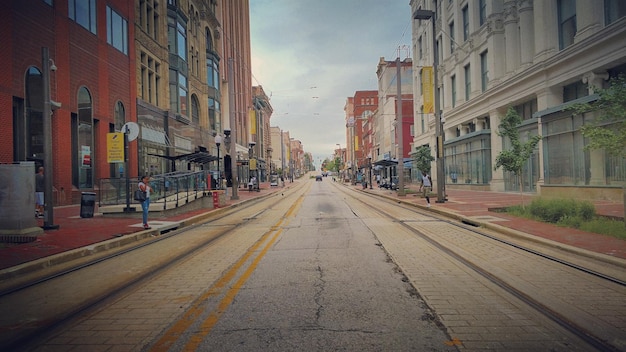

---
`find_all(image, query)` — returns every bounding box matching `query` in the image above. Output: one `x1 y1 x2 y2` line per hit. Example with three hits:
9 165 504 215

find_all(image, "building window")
480 51 488 92
464 64 471 101
605 0 626 25
24 67 44 163
563 81 588 102
140 0 159 40
558 0 577 50
479 0 487 26
418 36 423 60
106 6 128 55
207 56 219 90
168 13 188 117
445 136 492 185
191 95 199 124
74 87 94 189
206 28 220 90
513 100 537 121
209 97 220 131
178 73 188 116
141 52 160 105
462 6 469 42
544 112 625 186
449 21 455 54
69 0 97 34
114 101 125 131
451 75 456 108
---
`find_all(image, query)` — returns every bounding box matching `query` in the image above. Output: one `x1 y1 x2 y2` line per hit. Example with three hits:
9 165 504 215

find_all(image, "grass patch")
505 198 625 240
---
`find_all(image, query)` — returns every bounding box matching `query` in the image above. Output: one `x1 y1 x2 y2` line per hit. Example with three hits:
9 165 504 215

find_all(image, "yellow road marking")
149 194 304 351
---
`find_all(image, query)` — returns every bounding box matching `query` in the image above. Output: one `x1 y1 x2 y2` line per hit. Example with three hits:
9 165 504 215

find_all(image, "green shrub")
528 198 596 224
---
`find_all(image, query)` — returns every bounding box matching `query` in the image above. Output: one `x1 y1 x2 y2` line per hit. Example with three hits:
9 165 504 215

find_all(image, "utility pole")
396 56 405 196
228 58 239 200
42 47 59 229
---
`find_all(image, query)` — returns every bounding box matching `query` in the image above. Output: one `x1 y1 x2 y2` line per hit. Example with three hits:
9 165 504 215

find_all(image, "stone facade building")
411 0 626 200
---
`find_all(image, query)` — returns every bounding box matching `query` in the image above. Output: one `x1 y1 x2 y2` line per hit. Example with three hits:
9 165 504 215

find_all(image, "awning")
148 151 218 164
373 159 397 167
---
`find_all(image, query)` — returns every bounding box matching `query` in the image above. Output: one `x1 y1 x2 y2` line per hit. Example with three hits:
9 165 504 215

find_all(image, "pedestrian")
138 175 152 229
419 171 432 207
35 166 44 218
222 175 228 196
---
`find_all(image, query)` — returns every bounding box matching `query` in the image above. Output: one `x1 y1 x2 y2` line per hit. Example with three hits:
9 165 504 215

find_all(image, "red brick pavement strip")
364 187 626 260
0 184 285 271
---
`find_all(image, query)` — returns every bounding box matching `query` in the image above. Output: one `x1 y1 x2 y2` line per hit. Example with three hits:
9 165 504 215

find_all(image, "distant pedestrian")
138 175 152 229
419 171 432 207
35 166 44 218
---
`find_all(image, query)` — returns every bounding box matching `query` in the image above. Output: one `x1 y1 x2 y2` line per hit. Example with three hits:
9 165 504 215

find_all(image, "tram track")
335 183 626 352
0 183 307 352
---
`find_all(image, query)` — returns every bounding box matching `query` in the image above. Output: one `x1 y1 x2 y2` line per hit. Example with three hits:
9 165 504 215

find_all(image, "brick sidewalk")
0 180 624 273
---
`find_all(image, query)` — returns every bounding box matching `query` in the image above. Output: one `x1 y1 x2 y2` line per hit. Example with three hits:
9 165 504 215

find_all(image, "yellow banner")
354 136 359 151
250 158 257 170
249 109 257 134
422 66 434 114
107 132 124 163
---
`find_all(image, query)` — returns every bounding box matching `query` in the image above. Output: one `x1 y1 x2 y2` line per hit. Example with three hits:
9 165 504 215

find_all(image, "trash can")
80 192 96 218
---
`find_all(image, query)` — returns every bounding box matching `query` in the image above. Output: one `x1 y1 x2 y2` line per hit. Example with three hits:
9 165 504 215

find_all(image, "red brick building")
352 90 378 170
0 0 136 204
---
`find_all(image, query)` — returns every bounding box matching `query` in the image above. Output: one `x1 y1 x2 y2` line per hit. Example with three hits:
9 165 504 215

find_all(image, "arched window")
191 94 199 124
23 67 44 163
74 87 94 189
114 101 125 131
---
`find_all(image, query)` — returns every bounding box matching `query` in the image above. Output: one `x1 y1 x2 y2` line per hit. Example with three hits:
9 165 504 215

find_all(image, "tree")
494 107 542 207
412 145 434 174
570 73 626 225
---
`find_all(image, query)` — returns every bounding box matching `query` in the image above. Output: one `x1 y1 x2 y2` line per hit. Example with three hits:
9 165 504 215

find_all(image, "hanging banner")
354 136 359 151
249 109 257 134
422 66 434 113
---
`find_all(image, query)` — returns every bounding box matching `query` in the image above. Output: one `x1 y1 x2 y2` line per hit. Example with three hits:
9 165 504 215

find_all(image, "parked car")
315 175 323 181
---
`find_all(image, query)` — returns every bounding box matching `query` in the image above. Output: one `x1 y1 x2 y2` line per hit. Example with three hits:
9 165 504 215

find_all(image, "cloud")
250 0 411 166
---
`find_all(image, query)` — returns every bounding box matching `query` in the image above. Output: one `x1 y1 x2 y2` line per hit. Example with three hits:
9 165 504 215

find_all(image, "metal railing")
98 170 211 209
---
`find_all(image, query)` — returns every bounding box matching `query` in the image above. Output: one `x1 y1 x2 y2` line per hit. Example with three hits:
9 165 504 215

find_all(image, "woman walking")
138 175 152 229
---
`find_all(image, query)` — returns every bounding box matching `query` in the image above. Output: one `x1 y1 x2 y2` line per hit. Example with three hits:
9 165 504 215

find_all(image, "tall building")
1 0 136 204
252 85 273 181
411 0 626 200
374 57 414 182
347 90 378 175
0 0 255 205
135 0 223 175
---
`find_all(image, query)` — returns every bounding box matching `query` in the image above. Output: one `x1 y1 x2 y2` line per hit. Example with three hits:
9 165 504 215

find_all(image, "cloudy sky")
250 0 413 168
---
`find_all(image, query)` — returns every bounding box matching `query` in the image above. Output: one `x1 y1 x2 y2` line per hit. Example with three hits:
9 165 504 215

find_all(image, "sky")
249 0 413 168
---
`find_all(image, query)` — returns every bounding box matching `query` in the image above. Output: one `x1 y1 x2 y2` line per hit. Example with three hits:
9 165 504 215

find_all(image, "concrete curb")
362 187 626 269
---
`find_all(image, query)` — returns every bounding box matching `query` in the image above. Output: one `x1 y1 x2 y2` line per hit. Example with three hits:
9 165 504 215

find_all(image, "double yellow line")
149 194 304 351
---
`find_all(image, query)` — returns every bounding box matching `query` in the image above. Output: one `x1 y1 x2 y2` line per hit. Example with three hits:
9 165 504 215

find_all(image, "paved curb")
365 188 626 269
0 193 270 282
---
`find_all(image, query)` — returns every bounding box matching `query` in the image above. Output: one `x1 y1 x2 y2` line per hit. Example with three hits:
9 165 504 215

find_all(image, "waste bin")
80 192 96 218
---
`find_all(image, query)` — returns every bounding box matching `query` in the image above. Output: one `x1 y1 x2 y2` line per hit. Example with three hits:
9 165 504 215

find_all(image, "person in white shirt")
419 171 432 207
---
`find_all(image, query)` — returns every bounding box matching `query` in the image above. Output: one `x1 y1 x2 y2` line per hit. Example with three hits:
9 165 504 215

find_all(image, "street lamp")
42 47 59 229
215 134 222 189
414 9 445 203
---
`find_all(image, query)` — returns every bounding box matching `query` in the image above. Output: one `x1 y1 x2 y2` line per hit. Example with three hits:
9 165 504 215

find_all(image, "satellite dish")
121 122 140 141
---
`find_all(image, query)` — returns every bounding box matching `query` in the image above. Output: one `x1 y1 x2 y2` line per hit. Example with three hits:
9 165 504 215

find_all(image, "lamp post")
42 47 59 230
215 134 222 189
414 9 445 203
